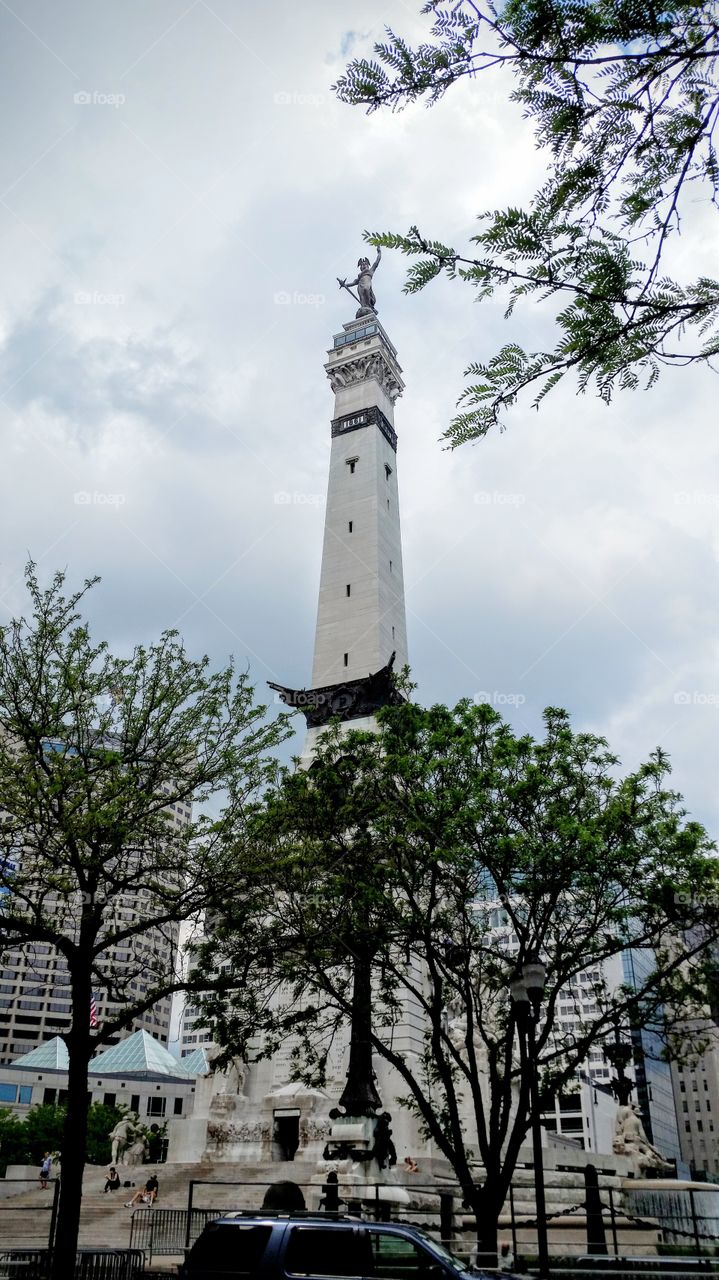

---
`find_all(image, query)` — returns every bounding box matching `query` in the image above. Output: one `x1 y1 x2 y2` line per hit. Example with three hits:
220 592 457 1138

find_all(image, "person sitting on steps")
125 1172 159 1207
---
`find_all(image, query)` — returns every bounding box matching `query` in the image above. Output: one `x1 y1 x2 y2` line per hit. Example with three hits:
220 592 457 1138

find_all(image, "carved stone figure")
448 1013 468 1051
613 1103 673 1171
110 1114 142 1166
124 1135 148 1167
338 249 382 318
215 1056 247 1097
207 1052 248 1118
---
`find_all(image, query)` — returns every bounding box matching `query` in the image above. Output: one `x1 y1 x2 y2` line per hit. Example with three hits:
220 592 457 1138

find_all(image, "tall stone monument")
269 252 418 1176
171 254 420 1180
270 249 408 756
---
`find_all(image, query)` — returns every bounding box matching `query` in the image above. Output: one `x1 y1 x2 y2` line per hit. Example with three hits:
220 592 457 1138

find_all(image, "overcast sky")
0 1 717 834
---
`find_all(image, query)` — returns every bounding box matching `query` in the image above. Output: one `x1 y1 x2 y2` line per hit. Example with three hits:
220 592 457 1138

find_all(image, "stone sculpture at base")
109 1113 144 1166
613 1103 673 1172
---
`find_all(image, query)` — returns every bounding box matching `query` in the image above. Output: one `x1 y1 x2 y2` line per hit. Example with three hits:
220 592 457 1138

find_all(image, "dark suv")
179 1213 515 1280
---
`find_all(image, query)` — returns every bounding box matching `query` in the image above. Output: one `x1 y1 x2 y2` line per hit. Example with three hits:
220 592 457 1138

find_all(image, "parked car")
179 1212 519 1280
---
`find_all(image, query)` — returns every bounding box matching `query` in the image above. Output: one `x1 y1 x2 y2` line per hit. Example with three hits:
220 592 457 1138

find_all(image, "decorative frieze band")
331 405 397 452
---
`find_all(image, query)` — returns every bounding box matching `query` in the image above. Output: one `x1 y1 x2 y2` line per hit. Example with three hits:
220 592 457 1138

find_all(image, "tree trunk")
467 1183 501 1271
51 1006 92 1278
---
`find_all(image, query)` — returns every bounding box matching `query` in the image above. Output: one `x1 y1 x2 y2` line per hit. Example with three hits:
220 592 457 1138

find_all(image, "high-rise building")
0 790 191 1063
671 1024 719 1178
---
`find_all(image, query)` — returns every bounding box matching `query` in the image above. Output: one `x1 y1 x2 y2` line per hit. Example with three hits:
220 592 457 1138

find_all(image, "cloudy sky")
0 1 717 833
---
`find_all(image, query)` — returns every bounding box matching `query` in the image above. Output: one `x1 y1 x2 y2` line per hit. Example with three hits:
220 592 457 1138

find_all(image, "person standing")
39 1153 52 1190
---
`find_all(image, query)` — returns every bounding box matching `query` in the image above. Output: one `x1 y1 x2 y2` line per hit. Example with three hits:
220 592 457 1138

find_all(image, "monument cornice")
268 654 401 729
325 347 404 403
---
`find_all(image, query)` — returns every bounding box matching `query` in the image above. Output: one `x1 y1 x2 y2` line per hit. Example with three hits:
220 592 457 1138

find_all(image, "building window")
131 1094 140 1112
343 653 348 667
0 1083 17 1103
348 521 353 533
385 464 392 479
346 584 351 597
174 1097 183 1116
392 626 395 640
346 458 358 474
18 1086 32 1106
147 1096 166 1117
389 560 392 572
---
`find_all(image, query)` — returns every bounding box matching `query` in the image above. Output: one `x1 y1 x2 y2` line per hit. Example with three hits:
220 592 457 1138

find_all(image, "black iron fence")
0 1249 145 1279
130 1208 222 1259
128 1174 719 1270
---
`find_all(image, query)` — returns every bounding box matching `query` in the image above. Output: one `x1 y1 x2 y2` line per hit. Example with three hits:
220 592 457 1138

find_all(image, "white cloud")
0 0 716 835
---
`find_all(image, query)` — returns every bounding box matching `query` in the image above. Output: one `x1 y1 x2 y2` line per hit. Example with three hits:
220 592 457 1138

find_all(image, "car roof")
212 1214 359 1225
210 1214 424 1235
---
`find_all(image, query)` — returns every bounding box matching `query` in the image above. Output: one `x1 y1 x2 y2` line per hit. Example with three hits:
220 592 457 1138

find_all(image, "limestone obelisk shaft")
312 315 408 689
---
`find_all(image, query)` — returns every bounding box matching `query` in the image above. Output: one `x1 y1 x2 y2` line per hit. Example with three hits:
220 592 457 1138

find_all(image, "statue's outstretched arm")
371 248 382 275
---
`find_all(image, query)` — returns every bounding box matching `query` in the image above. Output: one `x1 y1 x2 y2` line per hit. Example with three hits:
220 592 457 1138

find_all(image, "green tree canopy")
335 1 719 444
0 563 289 1278
202 698 719 1259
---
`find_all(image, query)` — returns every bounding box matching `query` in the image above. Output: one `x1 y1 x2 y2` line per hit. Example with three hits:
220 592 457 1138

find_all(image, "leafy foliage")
0 1101 124 1172
0 1103 65 1174
335 2 719 443
201 698 719 1250
0 563 290 1276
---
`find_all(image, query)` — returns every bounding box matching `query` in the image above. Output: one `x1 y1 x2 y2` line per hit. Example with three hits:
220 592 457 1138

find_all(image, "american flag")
89 992 99 1029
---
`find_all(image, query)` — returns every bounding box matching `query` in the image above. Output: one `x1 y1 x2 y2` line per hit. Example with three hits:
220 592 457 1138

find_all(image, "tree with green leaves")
0 563 289 1279
202 698 719 1264
0 1101 124 1175
335 1 719 445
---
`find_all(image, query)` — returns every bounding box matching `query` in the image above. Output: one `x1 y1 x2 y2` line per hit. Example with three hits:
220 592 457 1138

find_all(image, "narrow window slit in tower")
346 584 351 597
392 626 395 639
348 521 353 533
346 457 358 474
389 560 393 572
385 464 392 480
343 653 348 667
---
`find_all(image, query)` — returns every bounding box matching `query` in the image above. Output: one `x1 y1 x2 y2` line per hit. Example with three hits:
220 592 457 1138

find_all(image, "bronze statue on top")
338 248 381 318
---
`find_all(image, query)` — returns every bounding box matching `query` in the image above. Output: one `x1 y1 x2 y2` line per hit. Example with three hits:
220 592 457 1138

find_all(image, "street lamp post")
511 957 549 1280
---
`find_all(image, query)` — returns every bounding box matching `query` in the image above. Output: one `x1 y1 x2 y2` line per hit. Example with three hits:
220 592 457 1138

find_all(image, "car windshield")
410 1229 473 1273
